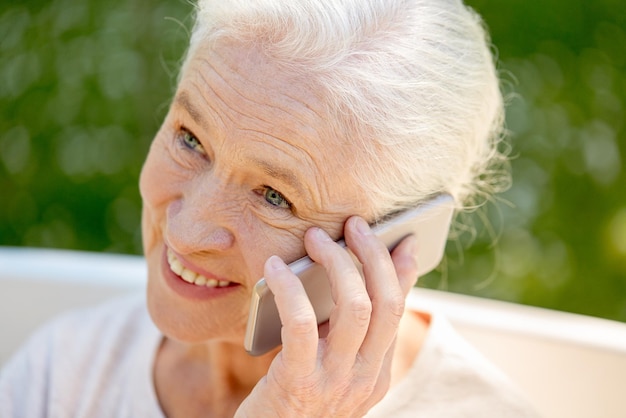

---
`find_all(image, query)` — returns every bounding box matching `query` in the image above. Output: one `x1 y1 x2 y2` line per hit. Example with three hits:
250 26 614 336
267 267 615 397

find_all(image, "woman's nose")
165 186 236 255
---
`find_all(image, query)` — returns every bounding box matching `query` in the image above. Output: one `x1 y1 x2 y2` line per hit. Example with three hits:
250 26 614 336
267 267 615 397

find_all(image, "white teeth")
181 269 197 283
171 259 184 276
167 249 231 288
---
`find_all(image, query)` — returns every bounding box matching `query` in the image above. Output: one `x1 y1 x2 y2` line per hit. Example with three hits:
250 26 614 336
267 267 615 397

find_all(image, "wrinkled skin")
140 39 423 417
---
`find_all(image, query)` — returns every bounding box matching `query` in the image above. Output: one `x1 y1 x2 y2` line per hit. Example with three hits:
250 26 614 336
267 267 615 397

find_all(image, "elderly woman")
1 0 538 416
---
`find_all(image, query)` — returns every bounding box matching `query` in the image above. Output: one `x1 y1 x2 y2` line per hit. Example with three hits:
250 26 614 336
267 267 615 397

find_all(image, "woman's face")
140 40 372 344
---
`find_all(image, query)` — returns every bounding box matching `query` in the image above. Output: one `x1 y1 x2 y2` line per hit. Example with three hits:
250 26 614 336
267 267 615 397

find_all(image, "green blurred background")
1 0 625 321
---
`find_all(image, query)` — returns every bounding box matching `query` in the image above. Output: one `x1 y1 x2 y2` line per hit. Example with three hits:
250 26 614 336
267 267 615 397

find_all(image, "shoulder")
369 304 541 417
1 293 153 371
20 292 156 369
49 292 155 350
416 314 539 414
1 292 151 371
0 293 161 417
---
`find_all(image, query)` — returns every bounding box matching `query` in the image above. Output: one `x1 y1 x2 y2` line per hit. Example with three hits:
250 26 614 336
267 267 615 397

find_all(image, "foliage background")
1 0 625 321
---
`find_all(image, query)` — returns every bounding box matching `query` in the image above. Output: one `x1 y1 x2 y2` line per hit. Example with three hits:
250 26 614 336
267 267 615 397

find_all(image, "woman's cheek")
140 140 187 252
140 141 185 209
141 205 160 254
247 214 309 266
139 158 165 254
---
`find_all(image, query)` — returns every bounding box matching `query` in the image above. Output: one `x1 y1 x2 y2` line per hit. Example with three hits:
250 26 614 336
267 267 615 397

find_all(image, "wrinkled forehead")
181 38 335 135
180 37 369 161
176 38 376 216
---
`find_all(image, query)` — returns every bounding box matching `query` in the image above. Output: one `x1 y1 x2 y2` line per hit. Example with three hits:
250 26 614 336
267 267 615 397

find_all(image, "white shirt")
0 293 539 417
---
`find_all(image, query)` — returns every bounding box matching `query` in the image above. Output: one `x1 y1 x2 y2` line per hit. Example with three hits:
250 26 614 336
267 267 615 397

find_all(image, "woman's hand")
236 216 419 417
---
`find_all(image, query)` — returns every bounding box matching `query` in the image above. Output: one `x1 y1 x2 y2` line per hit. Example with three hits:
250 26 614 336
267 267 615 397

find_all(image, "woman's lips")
161 246 239 300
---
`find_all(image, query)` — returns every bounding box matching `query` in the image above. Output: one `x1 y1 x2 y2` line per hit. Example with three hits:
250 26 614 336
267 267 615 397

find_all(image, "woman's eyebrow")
174 92 207 129
252 158 304 193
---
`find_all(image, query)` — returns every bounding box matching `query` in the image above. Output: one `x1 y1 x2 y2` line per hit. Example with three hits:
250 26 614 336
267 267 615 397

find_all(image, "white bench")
1 247 625 417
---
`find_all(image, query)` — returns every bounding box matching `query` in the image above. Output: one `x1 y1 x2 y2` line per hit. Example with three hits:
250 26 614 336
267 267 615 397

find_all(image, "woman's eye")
263 186 291 209
180 129 206 155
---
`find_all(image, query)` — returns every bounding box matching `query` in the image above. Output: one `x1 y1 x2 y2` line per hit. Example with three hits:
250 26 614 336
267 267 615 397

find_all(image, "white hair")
182 0 508 218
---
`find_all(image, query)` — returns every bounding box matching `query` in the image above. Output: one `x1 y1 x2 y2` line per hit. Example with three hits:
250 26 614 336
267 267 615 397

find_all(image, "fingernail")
313 227 331 242
267 255 287 271
354 217 371 235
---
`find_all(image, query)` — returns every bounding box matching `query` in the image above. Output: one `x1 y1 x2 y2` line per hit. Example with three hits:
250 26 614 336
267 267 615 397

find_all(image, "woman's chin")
146 277 247 346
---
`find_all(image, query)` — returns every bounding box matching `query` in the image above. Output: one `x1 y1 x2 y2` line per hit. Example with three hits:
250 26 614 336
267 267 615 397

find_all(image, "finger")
263 255 318 375
390 234 420 296
367 335 398 405
303 227 371 374
343 217 408 372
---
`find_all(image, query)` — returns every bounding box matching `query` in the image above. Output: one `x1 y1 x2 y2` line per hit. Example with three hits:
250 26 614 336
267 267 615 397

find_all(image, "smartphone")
244 193 454 356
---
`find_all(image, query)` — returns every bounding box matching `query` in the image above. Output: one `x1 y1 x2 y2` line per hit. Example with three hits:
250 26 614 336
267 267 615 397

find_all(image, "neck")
154 338 279 418
154 309 430 417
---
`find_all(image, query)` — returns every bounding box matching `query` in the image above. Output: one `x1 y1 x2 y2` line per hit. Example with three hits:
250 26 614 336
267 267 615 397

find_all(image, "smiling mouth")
166 248 233 288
